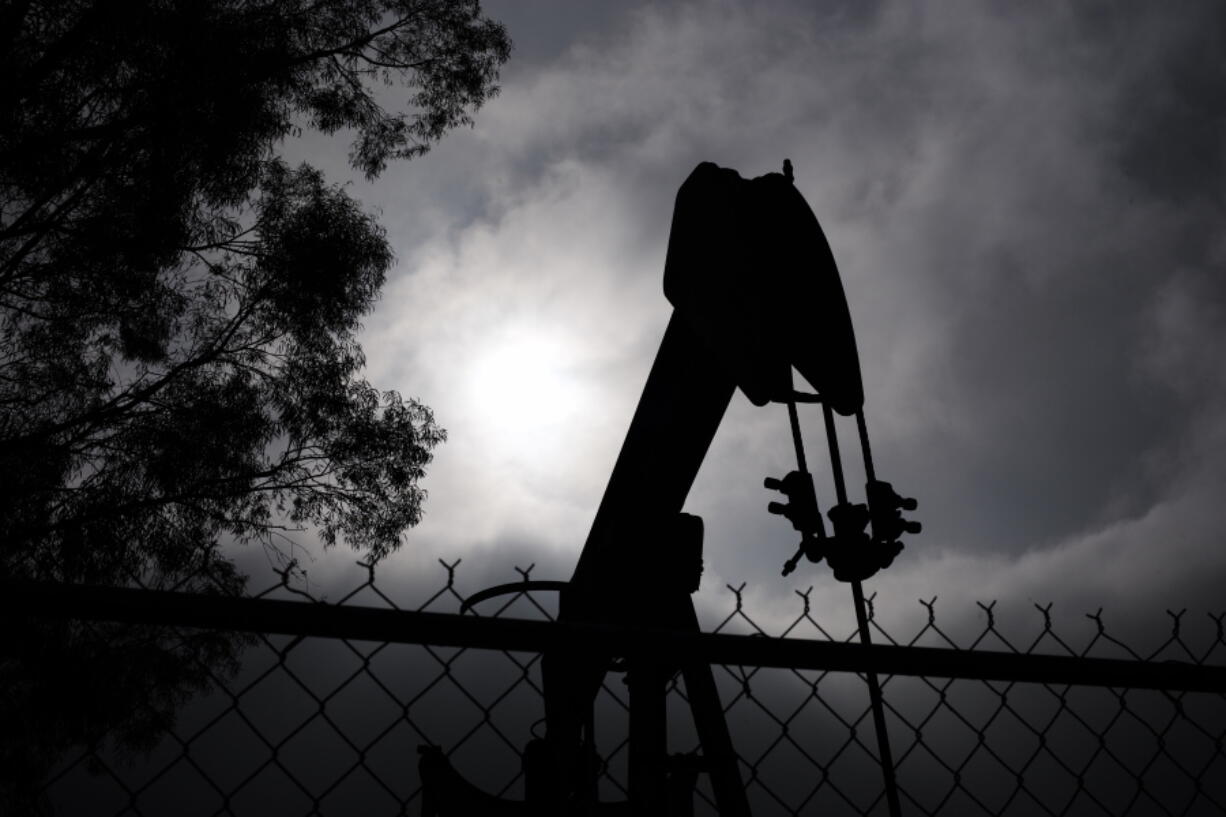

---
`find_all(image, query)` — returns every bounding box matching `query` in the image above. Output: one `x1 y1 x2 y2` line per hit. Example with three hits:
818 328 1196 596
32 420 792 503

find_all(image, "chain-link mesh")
697 584 1226 816
21 562 1226 816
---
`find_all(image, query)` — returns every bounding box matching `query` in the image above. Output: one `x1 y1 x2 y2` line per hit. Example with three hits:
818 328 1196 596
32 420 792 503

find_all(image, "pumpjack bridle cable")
783 392 903 817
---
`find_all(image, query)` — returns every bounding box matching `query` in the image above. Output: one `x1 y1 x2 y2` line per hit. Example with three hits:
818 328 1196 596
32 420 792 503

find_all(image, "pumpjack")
421 161 919 817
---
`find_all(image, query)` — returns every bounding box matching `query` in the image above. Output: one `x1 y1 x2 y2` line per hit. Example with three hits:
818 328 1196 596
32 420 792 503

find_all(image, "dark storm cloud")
910 1 1226 553
1096 3 1226 207
294 0 1226 632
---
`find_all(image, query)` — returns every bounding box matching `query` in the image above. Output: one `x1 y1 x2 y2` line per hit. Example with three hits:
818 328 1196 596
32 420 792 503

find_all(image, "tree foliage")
0 0 509 805
0 0 510 585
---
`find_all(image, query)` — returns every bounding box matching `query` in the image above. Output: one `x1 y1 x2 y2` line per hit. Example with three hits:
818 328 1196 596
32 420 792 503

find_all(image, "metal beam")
5 581 1224 694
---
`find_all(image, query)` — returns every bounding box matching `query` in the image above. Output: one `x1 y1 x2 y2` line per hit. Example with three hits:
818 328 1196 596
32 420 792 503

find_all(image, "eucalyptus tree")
0 1 510 805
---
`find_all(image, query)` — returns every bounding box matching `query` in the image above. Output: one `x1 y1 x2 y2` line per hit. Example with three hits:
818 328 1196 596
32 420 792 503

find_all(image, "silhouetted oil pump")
554 159 919 817
423 161 918 817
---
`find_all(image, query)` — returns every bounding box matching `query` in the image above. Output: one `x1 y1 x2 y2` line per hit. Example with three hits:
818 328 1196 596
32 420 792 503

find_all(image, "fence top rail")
6 580 1225 694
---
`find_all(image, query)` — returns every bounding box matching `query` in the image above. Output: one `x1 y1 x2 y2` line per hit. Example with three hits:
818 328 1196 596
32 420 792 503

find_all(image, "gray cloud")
277 1 1226 628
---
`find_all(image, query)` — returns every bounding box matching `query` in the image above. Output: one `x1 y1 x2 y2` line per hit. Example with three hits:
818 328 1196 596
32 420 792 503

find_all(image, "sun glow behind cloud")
462 324 592 465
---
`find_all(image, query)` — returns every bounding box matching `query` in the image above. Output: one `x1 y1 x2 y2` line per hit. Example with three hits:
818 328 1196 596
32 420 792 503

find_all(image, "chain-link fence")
8 560 1226 816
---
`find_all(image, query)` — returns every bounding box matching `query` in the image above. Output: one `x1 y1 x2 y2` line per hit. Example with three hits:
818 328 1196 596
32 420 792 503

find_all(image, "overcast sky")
275 1 1226 638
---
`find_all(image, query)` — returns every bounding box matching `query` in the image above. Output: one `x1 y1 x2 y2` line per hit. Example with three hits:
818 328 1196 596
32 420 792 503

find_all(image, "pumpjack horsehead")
421 161 920 817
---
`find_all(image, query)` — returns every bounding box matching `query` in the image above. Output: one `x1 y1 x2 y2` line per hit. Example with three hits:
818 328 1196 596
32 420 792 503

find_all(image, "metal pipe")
7 581 1224 692
822 403 902 815
855 409 876 485
821 403 848 505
